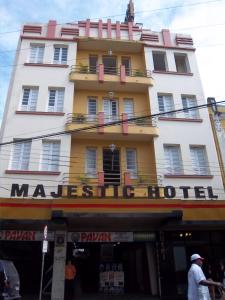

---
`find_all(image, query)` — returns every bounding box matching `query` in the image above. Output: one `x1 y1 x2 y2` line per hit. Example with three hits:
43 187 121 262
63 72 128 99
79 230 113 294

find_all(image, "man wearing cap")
188 253 223 300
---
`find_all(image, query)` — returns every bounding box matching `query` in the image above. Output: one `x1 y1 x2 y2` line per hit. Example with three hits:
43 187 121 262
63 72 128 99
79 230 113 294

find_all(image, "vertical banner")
51 231 67 300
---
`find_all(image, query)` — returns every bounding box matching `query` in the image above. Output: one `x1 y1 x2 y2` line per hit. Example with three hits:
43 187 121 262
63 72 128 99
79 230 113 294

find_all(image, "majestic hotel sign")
10 184 218 200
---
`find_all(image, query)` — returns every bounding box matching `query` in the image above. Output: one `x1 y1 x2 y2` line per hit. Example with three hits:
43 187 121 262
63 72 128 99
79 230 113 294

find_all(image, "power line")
0 99 224 147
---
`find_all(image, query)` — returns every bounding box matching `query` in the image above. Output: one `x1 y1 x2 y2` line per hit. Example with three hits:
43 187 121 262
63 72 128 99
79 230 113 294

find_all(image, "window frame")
182 95 199 119
158 94 175 117
87 97 97 122
164 144 183 175
174 52 190 73
20 87 39 111
126 148 138 179
85 147 97 178
29 44 45 64
47 88 65 112
190 145 210 175
10 140 32 171
40 140 61 172
152 51 168 71
53 45 68 64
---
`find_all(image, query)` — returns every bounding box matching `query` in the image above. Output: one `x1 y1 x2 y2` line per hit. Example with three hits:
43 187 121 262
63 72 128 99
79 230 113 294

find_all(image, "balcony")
62 171 161 198
69 64 154 92
65 112 159 140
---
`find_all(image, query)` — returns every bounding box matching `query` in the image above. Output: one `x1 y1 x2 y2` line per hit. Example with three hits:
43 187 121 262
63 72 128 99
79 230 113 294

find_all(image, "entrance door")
103 148 120 185
103 56 117 74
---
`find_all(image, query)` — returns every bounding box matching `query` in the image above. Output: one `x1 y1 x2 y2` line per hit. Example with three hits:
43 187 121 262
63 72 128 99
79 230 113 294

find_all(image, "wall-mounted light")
108 91 114 99
108 48 113 56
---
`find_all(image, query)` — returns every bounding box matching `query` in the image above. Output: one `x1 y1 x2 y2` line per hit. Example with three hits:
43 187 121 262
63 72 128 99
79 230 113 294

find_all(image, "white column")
51 231 67 300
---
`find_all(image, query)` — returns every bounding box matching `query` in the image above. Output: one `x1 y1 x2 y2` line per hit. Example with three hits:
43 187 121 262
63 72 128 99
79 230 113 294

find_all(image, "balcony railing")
66 113 157 127
70 64 152 78
62 172 161 187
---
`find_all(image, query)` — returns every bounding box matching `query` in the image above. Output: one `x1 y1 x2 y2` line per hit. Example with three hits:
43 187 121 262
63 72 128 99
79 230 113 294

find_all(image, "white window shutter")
164 145 183 174
103 99 110 123
41 141 60 171
88 98 97 122
190 147 209 175
124 99 134 118
56 90 64 112
11 141 31 170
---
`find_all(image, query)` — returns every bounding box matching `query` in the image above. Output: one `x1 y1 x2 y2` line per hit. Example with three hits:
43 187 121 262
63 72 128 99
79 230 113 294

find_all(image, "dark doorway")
103 56 117 75
103 148 120 185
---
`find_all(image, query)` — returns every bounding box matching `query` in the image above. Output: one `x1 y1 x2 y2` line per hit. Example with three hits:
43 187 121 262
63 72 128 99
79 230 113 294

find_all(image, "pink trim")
5 170 60 175
61 27 79 36
124 172 131 185
107 19 112 39
23 25 42 34
159 117 202 123
47 20 56 38
98 64 104 82
24 63 68 68
116 21 120 39
98 19 103 38
164 174 213 179
153 70 193 76
98 112 104 134
98 171 104 185
122 113 128 135
21 35 77 42
16 111 65 116
162 29 171 47
128 22 133 40
144 43 195 52
176 36 193 45
120 65 126 84
85 19 90 37
141 34 159 42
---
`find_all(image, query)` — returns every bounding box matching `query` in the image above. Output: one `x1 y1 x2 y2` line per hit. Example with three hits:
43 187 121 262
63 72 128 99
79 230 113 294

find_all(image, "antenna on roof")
124 0 134 23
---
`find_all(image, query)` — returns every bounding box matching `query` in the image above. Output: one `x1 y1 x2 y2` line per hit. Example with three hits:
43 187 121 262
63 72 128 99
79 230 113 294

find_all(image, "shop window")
153 51 167 71
174 53 190 73
164 145 183 175
41 140 60 171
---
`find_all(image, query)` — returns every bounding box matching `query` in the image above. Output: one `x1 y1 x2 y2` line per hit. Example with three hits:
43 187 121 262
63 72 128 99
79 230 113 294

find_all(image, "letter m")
10 184 29 197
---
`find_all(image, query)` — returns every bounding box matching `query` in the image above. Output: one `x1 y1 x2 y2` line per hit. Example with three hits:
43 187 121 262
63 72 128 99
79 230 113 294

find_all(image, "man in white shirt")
188 253 223 300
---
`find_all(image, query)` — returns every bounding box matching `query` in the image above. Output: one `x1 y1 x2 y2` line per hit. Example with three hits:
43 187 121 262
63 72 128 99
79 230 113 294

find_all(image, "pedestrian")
65 260 76 300
188 253 224 300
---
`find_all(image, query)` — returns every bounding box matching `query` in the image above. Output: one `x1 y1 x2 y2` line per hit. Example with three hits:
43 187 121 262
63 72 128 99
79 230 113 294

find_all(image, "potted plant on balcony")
76 175 91 185
134 69 144 77
72 113 86 123
79 63 88 74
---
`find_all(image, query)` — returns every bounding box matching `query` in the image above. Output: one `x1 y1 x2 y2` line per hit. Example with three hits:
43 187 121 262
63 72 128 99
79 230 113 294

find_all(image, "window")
53 46 68 64
182 95 199 119
174 53 190 73
124 99 134 118
89 55 98 73
87 98 97 122
126 149 137 178
153 51 167 71
190 146 209 175
48 88 64 112
103 99 118 123
158 94 175 117
85 148 97 177
121 57 131 76
21 87 38 111
29 44 44 63
41 141 60 171
164 145 183 174
10 140 31 170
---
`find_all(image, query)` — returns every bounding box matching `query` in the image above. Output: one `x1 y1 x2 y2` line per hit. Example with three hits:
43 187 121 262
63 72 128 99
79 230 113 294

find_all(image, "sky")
0 0 225 125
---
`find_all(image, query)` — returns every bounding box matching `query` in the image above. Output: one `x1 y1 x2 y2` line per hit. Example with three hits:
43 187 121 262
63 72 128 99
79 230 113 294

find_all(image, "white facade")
0 23 77 197
144 31 224 199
